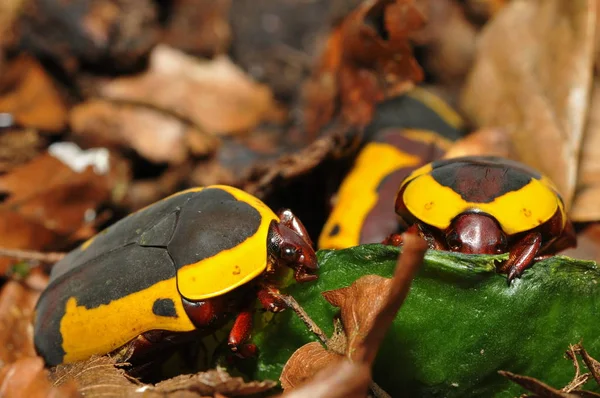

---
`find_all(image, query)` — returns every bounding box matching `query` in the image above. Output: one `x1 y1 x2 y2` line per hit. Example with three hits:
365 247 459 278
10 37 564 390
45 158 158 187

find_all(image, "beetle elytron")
34 185 318 366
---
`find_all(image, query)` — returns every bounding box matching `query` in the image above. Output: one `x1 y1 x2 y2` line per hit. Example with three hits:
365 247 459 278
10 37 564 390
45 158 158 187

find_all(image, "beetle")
386 156 577 281
318 86 466 249
33 185 318 366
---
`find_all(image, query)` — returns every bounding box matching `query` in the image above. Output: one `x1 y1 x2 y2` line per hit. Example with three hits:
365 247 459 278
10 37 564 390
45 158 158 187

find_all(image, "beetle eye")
446 233 461 251
281 245 298 260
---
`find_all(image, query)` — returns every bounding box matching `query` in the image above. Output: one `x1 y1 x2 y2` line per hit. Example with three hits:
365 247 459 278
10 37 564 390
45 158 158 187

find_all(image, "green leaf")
247 244 600 397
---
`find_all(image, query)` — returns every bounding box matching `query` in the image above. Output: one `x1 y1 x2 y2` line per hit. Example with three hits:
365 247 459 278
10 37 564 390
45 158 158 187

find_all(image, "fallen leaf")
19 0 159 72
0 56 68 132
499 371 585 398
460 0 596 210
0 147 130 270
162 0 232 57
279 233 426 397
409 0 478 89
0 357 80 398
51 356 275 398
322 275 392 358
0 271 47 365
302 0 425 137
570 81 600 221
0 128 45 172
153 367 276 396
0 0 23 50
572 344 600 386
70 99 218 164
100 45 283 135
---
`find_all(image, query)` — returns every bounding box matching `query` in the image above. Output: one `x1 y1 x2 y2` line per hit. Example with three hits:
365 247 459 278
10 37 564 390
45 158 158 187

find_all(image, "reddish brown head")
445 213 508 255
268 218 318 283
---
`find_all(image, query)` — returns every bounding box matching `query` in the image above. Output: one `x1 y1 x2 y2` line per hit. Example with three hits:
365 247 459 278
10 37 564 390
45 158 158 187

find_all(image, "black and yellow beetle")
386 156 577 281
34 185 318 366
318 86 467 249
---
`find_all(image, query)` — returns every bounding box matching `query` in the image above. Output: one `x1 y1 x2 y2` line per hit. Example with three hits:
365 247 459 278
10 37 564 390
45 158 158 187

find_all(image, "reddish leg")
383 224 444 250
257 285 286 313
228 308 257 357
502 232 542 283
277 208 314 247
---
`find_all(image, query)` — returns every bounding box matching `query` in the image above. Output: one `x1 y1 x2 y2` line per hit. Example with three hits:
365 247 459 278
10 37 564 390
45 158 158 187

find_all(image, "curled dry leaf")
0 271 47 365
460 0 596 210
100 45 283 135
572 344 600 386
570 81 600 221
0 149 130 270
0 357 80 398
51 356 275 398
0 56 68 132
322 275 392 358
302 0 425 137
19 0 159 71
498 371 586 398
409 0 478 89
70 99 218 165
279 233 426 398
162 0 231 57
0 128 45 172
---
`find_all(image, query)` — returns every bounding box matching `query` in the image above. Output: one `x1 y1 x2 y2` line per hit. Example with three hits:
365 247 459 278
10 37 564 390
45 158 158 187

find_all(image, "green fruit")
249 244 600 397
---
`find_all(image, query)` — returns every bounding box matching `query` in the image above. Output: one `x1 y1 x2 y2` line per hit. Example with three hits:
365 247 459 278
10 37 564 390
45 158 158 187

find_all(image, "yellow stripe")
61 278 194 364
176 185 279 300
402 175 560 235
318 143 421 249
407 87 465 130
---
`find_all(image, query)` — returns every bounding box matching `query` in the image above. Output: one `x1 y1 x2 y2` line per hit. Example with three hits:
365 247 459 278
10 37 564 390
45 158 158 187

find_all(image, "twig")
0 247 66 264
270 292 328 346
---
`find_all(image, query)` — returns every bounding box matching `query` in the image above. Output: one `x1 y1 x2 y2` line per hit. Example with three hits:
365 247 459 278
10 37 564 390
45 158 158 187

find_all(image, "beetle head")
445 213 508 255
268 221 318 282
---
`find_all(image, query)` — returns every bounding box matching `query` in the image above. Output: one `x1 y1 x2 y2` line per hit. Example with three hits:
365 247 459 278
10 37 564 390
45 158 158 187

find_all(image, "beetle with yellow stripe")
34 185 318 366
386 156 577 282
318 86 467 249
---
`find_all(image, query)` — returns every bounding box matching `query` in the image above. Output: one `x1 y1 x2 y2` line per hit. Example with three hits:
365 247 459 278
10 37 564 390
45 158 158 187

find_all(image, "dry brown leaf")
70 99 218 164
279 234 426 398
0 56 68 132
100 45 283 136
0 129 45 172
0 149 130 270
572 344 600 386
51 356 274 398
162 0 231 57
322 275 391 358
571 81 600 221
0 357 80 398
461 0 596 210
443 127 513 159
409 0 478 89
302 0 425 137
499 370 600 398
0 271 47 365
19 0 158 72
153 367 276 396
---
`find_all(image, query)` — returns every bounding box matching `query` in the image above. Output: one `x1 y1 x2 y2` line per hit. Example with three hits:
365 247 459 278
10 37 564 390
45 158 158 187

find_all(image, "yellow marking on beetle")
401 129 454 151
176 185 279 301
407 87 465 130
60 277 194 364
80 236 96 251
402 174 560 235
318 143 421 249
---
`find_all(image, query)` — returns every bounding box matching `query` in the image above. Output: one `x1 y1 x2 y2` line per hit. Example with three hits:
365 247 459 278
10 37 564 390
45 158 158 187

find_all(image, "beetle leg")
383 225 419 246
276 208 314 247
228 307 257 357
257 285 286 313
503 232 542 283
383 224 445 250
